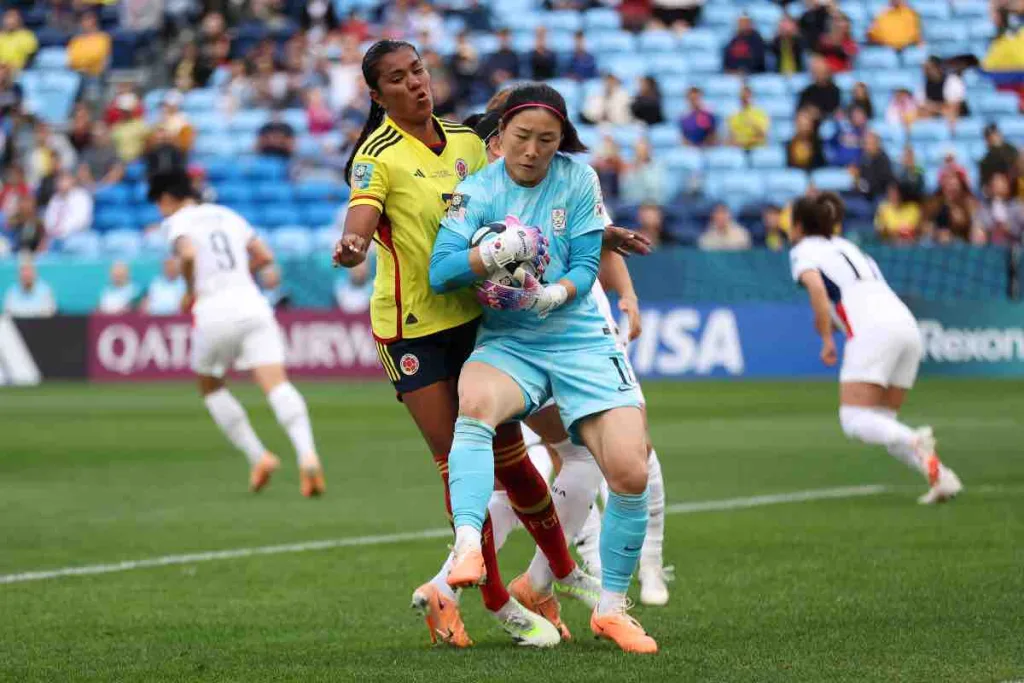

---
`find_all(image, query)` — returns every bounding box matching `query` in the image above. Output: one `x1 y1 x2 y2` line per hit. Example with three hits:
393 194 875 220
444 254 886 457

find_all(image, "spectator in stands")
0 9 37 72
453 0 491 33
798 0 831 52
728 85 769 150
817 13 858 73
155 91 195 153
631 76 664 126
300 0 339 41
105 84 144 126
770 15 806 75
305 87 334 135
482 28 520 91
885 88 918 128
926 173 981 244
220 60 253 114
0 164 30 217
67 104 94 154
797 55 841 122
937 148 970 190
723 14 767 75
34 149 59 209
582 74 633 126
172 42 214 92
566 30 598 81
260 266 290 310
96 261 139 315
652 0 704 33
4 195 44 254
847 82 874 120
120 0 163 32
918 57 968 123
529 26 558 81
450 31 481 102
895 144 925 200
621 139 667 205
334 260 372 314
636 203 669 248
3 258 56 318
699 204 752 251
144 128 187 179
79 122 124 188
875 182 922 243
826 105 868 167
256 111 296 159
592 134 624 201
787 109 825 170
0 63 22 119
411 1 444 48
853 131 894 199
868 0 921 51
26 121 77 188
43 170 92 242
761 204 788 251
339 10 373 42
619 0 654 33
679 86 717 147
111 92 148 163
978 172 1024 245
980 123 1019 189
427 50 458 117
67 11 111 78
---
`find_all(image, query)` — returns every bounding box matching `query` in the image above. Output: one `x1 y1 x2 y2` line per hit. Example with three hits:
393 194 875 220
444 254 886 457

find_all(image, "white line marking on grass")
0 485 887 586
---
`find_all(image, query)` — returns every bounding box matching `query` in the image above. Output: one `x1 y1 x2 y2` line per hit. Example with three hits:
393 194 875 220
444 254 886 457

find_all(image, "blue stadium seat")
924 142 971 166
131 182 149 204
584 8 621 31
191 111 228 135
705 147 747 171
761 98 794 119
953 0 989 17
215 182 252 205
34 47 67 69
750 145 786 169
786 73 812 94
234 204 261 227
294 181 347 203
872 121 907 146
137 205 162 227
304 203 338 227
764 169 809 199
745 3 783 26
102 229 142 257
271 227 314 256
202 158 238 181
866 70 917 93
590 30 636 54
811 168 855 193
997 117 1024 141
720 173 766 204
313 226 341 253
255 182 294 204
702 4 738 28
545 11 582 32
193 136 234 157
637 31 677 53
975 92 1020 117
600 54 647 82
229 110 271 134
610 124 644 149
748 74 788 98
93 207 133 232
769 119 796 144
916 0 951 20
648 123 680 149
34 27 70 47
952 118 985 142
688 52 723 74
262 205 300 228
183 88 218 113
243 156 288 181
858 47 899 71
94 184 132 207
968 18 997 40
909 119 952 144
142 230 169 254
679 30 720 53
704 76 742 99
60 231 101 257
901 44 928 68
662 147 703 173
924 22 968 44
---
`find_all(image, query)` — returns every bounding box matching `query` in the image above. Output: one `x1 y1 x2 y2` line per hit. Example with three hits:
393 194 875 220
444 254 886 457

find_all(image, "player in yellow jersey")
332 40 590 649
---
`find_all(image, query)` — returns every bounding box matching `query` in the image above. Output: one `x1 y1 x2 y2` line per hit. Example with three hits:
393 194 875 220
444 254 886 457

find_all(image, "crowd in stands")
0 0 1022 314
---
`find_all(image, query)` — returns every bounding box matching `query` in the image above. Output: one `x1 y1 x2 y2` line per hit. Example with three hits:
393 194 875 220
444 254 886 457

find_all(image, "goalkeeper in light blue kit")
429 84 656 654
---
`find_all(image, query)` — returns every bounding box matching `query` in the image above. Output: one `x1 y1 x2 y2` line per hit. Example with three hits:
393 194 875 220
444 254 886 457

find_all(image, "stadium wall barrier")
84 311 383 382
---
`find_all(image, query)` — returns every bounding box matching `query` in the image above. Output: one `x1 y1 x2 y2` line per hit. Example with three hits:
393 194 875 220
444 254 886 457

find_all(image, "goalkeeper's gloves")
478 215 548 272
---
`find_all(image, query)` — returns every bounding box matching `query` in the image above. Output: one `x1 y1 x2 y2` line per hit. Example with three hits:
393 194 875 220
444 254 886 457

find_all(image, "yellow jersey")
348 116 485 343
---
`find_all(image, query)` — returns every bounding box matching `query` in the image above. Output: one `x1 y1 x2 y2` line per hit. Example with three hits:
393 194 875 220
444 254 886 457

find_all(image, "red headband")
501 102 566 122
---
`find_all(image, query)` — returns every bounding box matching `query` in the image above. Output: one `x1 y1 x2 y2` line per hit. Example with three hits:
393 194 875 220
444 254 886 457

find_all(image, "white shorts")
840 320 922 389
191 312 285 378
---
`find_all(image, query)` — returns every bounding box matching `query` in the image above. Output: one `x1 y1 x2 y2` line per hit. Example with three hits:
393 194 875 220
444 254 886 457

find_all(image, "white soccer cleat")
638 564 673 607
492 597 562 648
918 465 963 505
573 507 602 575
553 566 601 609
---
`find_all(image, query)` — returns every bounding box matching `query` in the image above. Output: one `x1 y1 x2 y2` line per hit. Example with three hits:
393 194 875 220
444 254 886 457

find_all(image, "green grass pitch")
1 379 1022 682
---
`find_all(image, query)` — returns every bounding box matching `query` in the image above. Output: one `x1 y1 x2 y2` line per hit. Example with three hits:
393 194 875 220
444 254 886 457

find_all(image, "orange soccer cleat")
249 453 280 493
508 573 571 641
411 582 473 648
300 467 326 498
446 546 486 589
590 607 658 654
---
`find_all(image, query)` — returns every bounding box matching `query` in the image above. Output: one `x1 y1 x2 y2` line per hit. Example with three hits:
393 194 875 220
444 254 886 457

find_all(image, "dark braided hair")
499 83 588 154
344 40 418 186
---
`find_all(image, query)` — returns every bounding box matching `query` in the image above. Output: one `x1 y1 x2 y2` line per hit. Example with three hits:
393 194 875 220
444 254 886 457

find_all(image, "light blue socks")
448 416 496 531
600 489 650 594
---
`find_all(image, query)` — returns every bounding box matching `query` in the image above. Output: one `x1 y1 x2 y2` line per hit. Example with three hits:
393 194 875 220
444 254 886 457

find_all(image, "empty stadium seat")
102 229 142 257
272 227 314 256
679 30 720 53
750 146 786 169
705 147 747 170
584 7 621 31
662 147 703 173
303 203 338 226
254 182 294 204
34 47 67 69
243 157 288 181
764 169 809 199
313 226 341 253
215 182 252 205
858 47 899 71
637 31 677 53
811 168 856 193
648 124 681 149
997 117 1024 140
975 92 1020 117
909 119 952 144
94 184 132 207
748 74 788 99
262 205 301 228
60 232 101 257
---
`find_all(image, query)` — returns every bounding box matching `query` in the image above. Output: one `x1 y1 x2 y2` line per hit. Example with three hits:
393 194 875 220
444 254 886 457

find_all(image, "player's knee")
458 388 499 424
605 448 649 495
840 405 868 440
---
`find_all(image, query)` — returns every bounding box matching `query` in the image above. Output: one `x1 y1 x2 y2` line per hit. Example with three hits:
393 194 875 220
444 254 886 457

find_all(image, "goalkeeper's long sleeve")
429 228 477 294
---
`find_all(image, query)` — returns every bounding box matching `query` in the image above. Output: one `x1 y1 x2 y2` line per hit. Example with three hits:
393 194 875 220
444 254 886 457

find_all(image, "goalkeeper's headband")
501 102 566 123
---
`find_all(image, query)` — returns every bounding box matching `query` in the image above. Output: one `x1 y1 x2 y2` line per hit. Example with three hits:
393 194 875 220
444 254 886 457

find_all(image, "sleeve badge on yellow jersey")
352 162 375 190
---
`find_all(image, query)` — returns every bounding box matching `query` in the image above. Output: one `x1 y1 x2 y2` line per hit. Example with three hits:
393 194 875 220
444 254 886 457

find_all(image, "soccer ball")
470 220 539 289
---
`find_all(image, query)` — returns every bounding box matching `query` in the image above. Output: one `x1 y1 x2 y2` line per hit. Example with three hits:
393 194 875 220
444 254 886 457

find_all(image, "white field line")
0 485 887 586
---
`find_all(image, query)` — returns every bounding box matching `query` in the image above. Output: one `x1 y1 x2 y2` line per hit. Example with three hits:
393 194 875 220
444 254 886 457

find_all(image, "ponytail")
344 101 386 186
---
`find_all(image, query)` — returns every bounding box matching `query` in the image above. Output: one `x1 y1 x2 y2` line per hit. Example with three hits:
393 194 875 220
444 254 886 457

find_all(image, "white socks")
597 589 628 615
204 388 267 466
839 405 925 476
527 443 554 483
488 490 520 551
267 382 320 470
454 525 481 551
641 449 665 570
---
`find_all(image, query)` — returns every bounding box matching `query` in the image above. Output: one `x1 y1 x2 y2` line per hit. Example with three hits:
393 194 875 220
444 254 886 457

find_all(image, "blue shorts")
468 336 642 445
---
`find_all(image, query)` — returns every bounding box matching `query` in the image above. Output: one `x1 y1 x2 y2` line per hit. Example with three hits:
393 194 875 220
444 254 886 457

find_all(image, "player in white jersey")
148 170 326 497
789 193 962 504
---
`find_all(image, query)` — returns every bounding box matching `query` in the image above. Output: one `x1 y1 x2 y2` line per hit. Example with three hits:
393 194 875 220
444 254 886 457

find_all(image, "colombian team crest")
455 158 468 180
400 353 420 376
551 208 567 236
